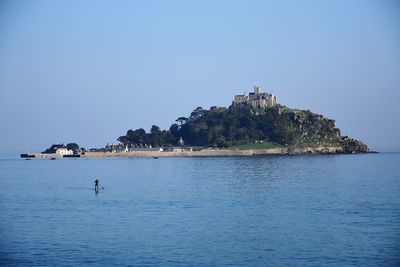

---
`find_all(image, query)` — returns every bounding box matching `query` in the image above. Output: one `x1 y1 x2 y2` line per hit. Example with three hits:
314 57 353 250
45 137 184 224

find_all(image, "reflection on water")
0 154 399 266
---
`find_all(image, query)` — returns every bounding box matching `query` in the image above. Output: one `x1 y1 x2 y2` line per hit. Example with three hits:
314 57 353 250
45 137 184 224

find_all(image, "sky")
0 0 399 152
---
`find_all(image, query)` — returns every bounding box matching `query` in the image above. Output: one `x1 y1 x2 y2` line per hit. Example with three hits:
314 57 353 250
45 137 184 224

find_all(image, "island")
21 85 370 158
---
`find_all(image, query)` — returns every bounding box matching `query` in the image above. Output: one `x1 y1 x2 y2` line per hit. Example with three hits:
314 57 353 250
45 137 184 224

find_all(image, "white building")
172 147 192 152
55 147 73 156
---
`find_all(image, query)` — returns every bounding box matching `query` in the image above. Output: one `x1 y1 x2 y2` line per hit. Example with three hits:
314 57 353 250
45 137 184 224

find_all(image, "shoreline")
23 146 359 158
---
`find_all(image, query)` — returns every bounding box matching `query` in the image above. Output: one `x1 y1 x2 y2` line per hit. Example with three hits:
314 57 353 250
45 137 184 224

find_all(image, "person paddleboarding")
94 179 101 191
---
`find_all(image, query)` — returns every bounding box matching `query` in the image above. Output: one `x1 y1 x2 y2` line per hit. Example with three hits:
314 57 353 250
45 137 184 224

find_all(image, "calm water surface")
0 153 399 266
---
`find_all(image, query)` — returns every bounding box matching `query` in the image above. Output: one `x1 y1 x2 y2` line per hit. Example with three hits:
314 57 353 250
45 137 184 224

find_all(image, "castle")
233 85 278 109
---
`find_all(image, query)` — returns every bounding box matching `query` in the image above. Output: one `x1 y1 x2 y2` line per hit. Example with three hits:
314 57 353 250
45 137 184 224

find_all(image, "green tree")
189 106 205 121
150 125 162 146
117 135 129 146
66 143 80 154
176 117 188 127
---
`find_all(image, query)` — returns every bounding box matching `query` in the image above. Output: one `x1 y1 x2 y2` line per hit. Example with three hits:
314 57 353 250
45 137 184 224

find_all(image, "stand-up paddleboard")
94 187 104 193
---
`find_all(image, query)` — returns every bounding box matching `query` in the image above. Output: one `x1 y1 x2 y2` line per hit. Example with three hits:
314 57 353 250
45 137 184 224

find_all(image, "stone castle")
233 85 278 109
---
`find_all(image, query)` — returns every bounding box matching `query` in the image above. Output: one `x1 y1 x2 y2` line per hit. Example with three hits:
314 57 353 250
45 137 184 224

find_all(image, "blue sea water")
0 153 399 266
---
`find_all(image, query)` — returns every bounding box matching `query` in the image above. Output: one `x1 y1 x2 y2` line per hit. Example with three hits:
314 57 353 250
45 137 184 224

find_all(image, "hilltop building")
233 85 277 109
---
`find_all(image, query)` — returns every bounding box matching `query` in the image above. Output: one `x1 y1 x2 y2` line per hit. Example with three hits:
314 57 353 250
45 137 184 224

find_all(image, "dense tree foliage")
117 104 345 148
66 143 80 154
117 126 176 147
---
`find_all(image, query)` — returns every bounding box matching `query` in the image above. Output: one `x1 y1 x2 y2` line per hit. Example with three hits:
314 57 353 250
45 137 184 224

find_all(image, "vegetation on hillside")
117 104 369 152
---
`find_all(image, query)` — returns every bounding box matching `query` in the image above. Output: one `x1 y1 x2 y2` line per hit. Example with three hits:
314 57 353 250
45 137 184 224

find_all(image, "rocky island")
22 85 370 158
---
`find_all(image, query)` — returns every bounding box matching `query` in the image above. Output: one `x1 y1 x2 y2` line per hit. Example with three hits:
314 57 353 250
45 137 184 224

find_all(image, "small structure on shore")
55 147 73 156
178 137 184 146
42 144 73 156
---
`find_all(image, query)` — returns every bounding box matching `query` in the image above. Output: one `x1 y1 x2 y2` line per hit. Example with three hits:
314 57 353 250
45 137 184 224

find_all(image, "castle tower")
254 85 260 95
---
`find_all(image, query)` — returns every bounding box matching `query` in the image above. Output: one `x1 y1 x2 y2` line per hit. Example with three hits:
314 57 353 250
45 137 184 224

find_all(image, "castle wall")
234 86 278 108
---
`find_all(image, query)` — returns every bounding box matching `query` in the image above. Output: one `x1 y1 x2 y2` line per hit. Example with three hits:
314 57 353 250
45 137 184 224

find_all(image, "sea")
0 153 399 266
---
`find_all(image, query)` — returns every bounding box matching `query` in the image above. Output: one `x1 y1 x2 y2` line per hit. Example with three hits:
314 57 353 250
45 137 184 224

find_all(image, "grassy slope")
232 141 284 150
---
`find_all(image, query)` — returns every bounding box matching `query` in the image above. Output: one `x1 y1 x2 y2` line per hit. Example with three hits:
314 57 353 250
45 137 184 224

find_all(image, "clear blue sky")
0 0 399 152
